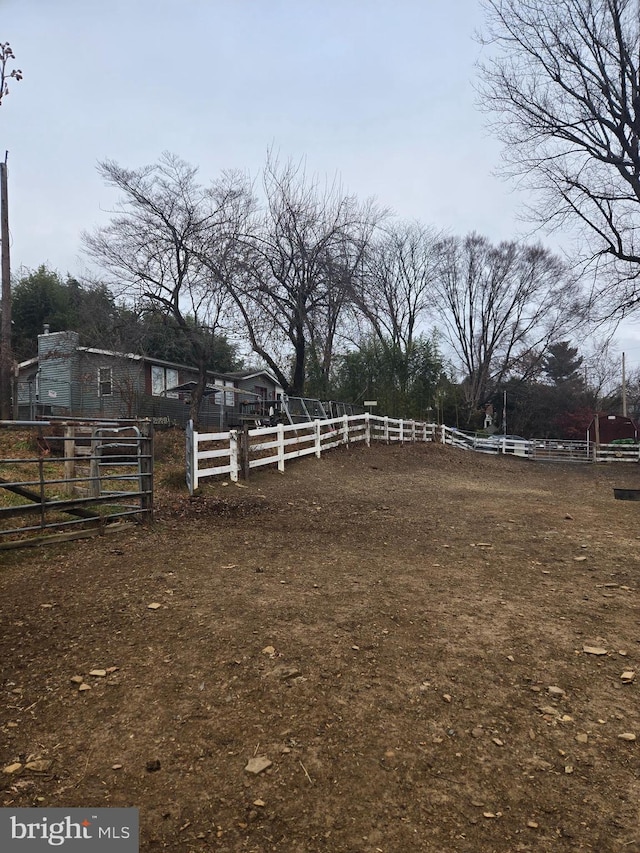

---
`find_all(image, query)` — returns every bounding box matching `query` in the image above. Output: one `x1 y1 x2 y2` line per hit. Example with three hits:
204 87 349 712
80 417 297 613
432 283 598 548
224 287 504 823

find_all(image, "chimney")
43 324 50 335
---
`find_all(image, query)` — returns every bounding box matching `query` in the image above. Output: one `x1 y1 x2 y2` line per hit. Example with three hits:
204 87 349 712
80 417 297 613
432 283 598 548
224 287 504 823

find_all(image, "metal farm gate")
0 418 153 550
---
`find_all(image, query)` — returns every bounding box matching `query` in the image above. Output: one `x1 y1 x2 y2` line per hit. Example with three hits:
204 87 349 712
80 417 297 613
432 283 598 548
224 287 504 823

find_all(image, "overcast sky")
3 0 640 369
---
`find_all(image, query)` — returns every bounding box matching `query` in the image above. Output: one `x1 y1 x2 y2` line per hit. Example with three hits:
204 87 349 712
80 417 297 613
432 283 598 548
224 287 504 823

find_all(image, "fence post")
411 420 416 442
343 414 349 445
229 430 239 482
88 428 100 498
314 420 322 458
384 416 389 443
277 423 285 472
240 424 250 480
364 412 371 447
399 419 404 443
139 421 154 522
186 420 198 495
64 425 75 496
441 424 446 444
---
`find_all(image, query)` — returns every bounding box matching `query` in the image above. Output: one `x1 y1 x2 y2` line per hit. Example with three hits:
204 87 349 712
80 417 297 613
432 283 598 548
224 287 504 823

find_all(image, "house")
16 329 283 429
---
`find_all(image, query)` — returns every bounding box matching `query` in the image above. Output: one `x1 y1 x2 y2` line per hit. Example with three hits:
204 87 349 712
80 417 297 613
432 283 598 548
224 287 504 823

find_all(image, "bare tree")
356 222 440 340
0 42 22 107
347 220 441 402
432 233 582 415
83 153 239 424
478 0 640 311
217 156 381 396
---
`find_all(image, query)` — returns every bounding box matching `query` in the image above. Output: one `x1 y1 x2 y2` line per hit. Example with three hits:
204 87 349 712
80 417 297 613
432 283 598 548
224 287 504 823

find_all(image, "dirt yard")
1 438 640 852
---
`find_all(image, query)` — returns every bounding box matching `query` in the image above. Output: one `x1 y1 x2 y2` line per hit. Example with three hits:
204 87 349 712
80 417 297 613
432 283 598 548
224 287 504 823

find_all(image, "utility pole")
0 43 23 420
622 352 627 417
0 153 11 419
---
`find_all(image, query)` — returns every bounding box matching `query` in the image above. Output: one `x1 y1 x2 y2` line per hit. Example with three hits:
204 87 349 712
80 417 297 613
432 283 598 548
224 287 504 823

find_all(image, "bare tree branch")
478 0 640 311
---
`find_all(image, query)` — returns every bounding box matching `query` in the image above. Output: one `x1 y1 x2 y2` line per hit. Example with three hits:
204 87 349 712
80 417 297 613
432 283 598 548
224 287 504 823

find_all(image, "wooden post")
364 412 371 447
314 420 322 458
229 429 239 482
384 416 389 444
594 414 600 462
139 421 154 521
0 159 12 420
277 423 285 472
64 425 75 496
186 419 197 495
342 414 349 445
240 424 250 480
88 429 100 497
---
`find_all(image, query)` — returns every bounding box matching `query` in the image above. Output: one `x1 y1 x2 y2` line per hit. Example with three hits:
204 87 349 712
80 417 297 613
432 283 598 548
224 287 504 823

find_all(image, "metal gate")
0 418 153 550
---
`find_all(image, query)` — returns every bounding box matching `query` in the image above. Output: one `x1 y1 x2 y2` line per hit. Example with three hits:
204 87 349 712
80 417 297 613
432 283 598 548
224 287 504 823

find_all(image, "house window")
151 365 179 398
254 386 268 401
98 367 113 397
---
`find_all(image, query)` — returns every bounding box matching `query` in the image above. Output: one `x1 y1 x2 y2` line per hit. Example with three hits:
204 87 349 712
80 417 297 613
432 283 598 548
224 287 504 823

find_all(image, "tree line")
67 151 592 428
11 145 626 434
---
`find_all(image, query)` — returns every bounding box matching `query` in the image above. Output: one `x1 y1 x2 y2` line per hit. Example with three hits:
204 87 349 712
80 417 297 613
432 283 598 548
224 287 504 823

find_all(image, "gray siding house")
16 330 282 429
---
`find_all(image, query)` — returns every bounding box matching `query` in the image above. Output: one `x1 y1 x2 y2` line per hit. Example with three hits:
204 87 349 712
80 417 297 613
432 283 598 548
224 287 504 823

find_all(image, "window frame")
98 366 113 397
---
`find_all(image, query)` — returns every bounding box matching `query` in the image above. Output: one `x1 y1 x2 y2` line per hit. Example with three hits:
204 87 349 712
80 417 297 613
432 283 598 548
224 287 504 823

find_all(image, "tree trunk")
291 332 306 396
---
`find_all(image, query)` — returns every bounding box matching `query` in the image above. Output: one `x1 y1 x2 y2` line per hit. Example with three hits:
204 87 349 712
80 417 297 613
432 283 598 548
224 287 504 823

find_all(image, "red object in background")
588 413 638 444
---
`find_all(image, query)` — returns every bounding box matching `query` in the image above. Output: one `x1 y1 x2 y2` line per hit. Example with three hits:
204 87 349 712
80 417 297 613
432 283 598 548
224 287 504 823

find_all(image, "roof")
18 335 282 389
165 381 262 398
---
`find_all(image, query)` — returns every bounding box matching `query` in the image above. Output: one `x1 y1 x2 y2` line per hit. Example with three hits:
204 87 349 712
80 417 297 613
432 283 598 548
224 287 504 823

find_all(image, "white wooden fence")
186 415 435 493
441 427 640 463
185 418 640 493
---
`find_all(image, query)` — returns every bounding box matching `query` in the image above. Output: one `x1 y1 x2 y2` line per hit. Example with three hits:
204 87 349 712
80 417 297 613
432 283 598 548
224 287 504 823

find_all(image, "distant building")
16 329 282 429
587 413 638 444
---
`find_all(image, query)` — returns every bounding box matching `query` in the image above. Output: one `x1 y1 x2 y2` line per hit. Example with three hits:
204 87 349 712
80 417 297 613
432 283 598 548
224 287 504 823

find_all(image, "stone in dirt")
538 705 560 716
547 686 565 696
70 675 84 684
621 671 636 683
262 646 276 656
78 683 91 692
582 645 607 655
147 603 162 610
575 733 588 744
617 733 636 742
89 669 107 677
25 759 52 772
3 763 22 774
269 664 301 680
245 756 272 775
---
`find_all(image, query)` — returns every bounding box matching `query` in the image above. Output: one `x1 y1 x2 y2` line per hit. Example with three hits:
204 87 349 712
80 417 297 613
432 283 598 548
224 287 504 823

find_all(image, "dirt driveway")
1 440 640 852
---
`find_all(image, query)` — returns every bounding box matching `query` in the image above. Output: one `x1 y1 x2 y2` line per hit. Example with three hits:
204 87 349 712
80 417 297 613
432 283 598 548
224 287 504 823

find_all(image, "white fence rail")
185 419 640 492
441 427 531 457
186 415 435 493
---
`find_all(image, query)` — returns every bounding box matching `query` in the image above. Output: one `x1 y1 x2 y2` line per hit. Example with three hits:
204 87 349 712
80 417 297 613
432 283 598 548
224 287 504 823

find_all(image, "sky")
3 0 640 373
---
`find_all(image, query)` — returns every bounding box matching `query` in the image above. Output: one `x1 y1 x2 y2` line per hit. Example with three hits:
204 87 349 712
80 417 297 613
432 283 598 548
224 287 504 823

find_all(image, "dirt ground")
1 437 640 852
